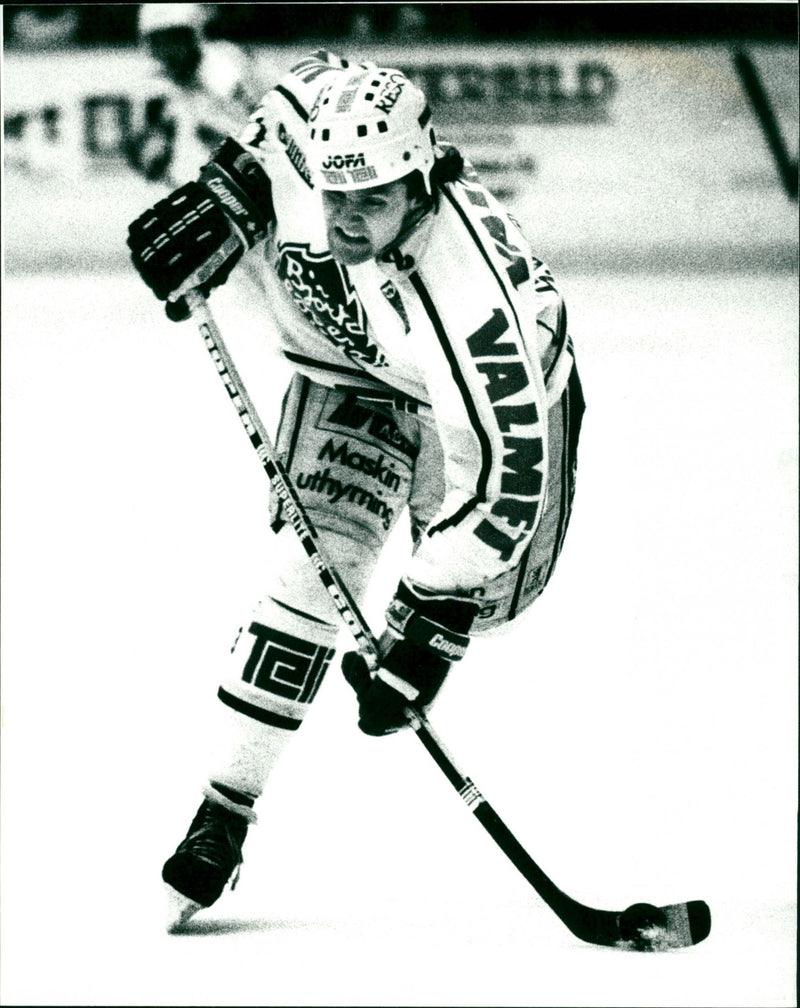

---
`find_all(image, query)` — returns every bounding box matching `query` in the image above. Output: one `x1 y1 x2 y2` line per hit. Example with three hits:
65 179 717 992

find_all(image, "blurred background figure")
127 3 274 184
125 4 281 328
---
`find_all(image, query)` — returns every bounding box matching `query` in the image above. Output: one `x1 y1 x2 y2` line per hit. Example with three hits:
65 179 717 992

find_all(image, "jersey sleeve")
404 185 563 596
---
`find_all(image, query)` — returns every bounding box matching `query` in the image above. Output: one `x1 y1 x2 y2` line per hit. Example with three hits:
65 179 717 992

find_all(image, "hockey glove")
342 579 480 736
126 138 273 321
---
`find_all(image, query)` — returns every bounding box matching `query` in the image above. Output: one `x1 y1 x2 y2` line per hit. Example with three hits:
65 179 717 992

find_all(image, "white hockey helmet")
307 66 436 192
138 3 209 37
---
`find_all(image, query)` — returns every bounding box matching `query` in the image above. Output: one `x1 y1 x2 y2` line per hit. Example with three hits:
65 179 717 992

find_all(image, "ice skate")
162 799 249 932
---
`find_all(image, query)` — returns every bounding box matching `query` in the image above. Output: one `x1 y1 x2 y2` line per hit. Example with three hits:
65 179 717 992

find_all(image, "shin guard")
208 597 338 799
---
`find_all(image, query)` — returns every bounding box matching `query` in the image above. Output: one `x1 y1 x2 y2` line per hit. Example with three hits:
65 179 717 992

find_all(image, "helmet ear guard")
307 68 437 193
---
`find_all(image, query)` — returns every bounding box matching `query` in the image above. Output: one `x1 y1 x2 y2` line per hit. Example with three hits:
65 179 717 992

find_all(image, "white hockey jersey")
236 52 576 593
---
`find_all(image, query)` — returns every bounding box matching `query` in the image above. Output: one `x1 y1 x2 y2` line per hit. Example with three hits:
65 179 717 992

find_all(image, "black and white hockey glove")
126 138 273 321
342 580 480 736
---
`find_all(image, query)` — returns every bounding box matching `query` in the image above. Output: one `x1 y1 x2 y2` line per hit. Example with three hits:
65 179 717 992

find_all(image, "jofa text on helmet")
322 152 366 169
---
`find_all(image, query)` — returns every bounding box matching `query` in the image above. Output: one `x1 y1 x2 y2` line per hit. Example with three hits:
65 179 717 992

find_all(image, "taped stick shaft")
184 289 380 666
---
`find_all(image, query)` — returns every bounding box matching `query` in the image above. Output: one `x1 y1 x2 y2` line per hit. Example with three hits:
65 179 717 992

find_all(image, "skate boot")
162 795 251 931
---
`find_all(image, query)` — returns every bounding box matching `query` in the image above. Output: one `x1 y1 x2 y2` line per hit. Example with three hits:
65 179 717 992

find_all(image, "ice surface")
1 270 797 1006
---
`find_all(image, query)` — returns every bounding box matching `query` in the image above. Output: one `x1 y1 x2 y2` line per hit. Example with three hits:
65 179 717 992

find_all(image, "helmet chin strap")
377 195 434 268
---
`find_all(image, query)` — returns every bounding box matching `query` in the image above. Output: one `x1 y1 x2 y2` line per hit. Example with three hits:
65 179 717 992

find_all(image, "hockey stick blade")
408 711 711 951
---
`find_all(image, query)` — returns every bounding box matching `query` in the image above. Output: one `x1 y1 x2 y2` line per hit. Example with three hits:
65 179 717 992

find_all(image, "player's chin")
328 227 374 265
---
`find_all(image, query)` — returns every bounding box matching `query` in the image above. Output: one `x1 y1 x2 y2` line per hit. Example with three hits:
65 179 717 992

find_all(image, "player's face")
322 182 419 265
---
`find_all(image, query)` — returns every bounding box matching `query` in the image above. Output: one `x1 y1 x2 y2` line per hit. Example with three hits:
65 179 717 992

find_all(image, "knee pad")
209 595 340 802
220 595 338 733
218 517 382 732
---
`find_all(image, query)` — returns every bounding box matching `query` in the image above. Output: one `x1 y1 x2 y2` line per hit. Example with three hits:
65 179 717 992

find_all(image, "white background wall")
3 41 798 272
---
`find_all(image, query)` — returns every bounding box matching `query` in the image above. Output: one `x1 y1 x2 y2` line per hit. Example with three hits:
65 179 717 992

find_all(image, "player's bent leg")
162 588 342 929
162 556 345 929
205 495 397 798
162 535 398 927
162 580 340 929
163 379 420 927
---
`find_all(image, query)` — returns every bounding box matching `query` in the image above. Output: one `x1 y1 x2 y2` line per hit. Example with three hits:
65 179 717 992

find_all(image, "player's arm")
344 279 550 736
409 290 551 591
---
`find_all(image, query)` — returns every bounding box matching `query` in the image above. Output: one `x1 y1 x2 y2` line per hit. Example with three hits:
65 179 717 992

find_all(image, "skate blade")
164 884 204 932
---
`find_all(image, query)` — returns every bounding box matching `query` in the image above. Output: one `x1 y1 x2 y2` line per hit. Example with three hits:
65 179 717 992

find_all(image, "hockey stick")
180 287 711 951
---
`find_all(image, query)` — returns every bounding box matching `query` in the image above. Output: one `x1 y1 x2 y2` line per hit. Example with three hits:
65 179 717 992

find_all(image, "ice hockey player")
128 3 271 184
126 50 585 931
